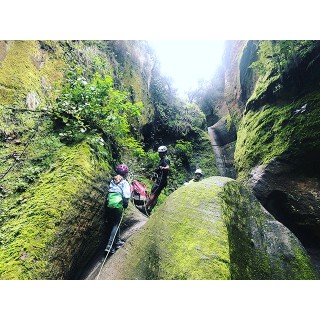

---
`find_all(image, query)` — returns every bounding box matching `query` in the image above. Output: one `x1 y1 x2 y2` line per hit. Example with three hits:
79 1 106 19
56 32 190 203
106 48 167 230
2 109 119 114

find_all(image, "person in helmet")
193 168 203 182
104 164 131 254
184 168 203 185
144 146 170 213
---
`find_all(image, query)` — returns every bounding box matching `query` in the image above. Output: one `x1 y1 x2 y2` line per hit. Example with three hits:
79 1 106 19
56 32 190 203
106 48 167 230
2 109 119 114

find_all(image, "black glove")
123 198 129 208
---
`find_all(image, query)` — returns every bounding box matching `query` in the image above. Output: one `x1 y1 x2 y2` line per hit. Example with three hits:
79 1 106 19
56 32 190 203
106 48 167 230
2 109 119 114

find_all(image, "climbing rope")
96 212 124 280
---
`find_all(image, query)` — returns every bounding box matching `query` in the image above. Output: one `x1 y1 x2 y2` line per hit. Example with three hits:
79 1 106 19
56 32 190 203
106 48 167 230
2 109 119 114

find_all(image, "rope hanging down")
96 212 124 280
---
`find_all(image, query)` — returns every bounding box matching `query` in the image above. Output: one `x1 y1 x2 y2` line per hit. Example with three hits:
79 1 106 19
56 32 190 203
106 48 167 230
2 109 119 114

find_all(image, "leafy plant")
175 139 192 164
51 66 144 154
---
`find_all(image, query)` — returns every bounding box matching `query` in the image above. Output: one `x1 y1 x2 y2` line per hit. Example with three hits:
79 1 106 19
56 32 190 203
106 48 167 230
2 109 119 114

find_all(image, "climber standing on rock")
104 164 131 254
144 145 170 213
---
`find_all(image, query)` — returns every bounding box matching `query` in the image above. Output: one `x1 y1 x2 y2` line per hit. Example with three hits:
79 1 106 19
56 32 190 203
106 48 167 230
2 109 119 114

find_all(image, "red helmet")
116 164 129 176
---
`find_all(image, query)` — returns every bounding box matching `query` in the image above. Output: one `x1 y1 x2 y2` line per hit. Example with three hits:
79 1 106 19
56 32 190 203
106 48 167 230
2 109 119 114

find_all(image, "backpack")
130 179 149 205
107 175 124 209
107 192 123 209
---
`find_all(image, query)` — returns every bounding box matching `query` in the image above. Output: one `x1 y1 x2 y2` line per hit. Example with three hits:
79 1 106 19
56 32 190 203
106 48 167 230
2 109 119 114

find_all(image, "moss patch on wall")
0 40 65 107
0 141 111 279
235 91 320 180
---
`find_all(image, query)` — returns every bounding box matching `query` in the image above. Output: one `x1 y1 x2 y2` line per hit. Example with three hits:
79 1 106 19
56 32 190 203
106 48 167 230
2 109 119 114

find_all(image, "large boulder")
100 176 317 280
248 157 320 272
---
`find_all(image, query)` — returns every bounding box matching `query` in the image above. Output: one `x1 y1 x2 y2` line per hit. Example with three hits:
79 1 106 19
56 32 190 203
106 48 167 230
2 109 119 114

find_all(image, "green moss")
0 142 105 279
221 182 272 279
235 91 320 179
117 177 233 280
221 180 317 279
247 40 319 108
0 40 65 107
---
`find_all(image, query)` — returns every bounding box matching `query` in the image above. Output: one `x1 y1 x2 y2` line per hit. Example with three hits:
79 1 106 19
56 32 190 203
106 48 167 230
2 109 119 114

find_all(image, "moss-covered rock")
0 40 65 107
0 141 111 279
235 92 320 180
104 177 317 279
221 180 317 279
108 176 232 279
0 40 158 279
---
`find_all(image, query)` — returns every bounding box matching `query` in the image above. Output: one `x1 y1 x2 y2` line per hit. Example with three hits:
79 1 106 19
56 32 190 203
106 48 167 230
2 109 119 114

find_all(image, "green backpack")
107 192 123 209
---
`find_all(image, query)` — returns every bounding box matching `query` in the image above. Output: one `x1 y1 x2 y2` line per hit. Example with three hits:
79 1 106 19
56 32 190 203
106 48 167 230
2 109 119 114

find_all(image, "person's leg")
105 208 122 251
145 192 155 208
114 227 125 248
147 183 165 211
148 193 159 211
145 181 158 208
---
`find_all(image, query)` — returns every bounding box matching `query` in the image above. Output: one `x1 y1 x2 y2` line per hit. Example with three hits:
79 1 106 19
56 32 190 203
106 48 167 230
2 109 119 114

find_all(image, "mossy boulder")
107 177 317 279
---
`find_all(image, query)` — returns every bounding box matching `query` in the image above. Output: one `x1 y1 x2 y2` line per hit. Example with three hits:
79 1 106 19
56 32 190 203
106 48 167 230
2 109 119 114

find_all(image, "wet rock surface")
208 118 237 179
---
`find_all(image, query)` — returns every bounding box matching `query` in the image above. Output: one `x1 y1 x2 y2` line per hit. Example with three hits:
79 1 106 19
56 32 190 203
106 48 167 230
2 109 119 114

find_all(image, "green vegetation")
51 66 144 156
247 40 319 107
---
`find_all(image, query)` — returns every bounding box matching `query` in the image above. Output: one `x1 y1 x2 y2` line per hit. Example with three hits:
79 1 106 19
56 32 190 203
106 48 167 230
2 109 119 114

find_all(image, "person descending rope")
104 164 131 254
143 145 170 213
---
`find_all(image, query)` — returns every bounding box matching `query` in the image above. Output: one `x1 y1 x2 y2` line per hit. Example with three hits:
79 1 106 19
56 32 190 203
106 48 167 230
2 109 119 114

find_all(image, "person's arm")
159 164 169 170
159 158 170 171
122 180 131 208
123 198 129 208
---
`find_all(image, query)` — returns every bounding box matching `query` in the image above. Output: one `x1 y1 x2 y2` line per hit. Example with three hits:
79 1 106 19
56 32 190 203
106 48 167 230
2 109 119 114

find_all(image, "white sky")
148 40 225 98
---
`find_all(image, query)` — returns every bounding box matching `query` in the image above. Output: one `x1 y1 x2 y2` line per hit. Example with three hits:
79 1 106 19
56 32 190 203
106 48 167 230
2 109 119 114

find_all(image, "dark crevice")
264 190 320 273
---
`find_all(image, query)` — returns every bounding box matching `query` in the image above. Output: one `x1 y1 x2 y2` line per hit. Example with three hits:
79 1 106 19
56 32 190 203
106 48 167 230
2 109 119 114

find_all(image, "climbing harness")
96 211 124 280
143 169 165 213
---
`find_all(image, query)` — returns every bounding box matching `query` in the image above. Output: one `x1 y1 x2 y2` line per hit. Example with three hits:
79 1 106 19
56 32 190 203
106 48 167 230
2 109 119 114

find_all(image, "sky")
148 40 225 98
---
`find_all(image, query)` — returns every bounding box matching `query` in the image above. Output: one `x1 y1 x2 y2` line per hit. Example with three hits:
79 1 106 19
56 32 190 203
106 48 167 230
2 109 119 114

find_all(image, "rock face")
0 40 158 279
104 177 317 279
0 142 109 279
248 157 320 271
208 118 236 179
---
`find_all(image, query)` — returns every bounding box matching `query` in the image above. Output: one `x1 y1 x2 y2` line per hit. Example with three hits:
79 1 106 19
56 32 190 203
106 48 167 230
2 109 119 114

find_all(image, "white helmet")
158 145 167 153
195 168 202 175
